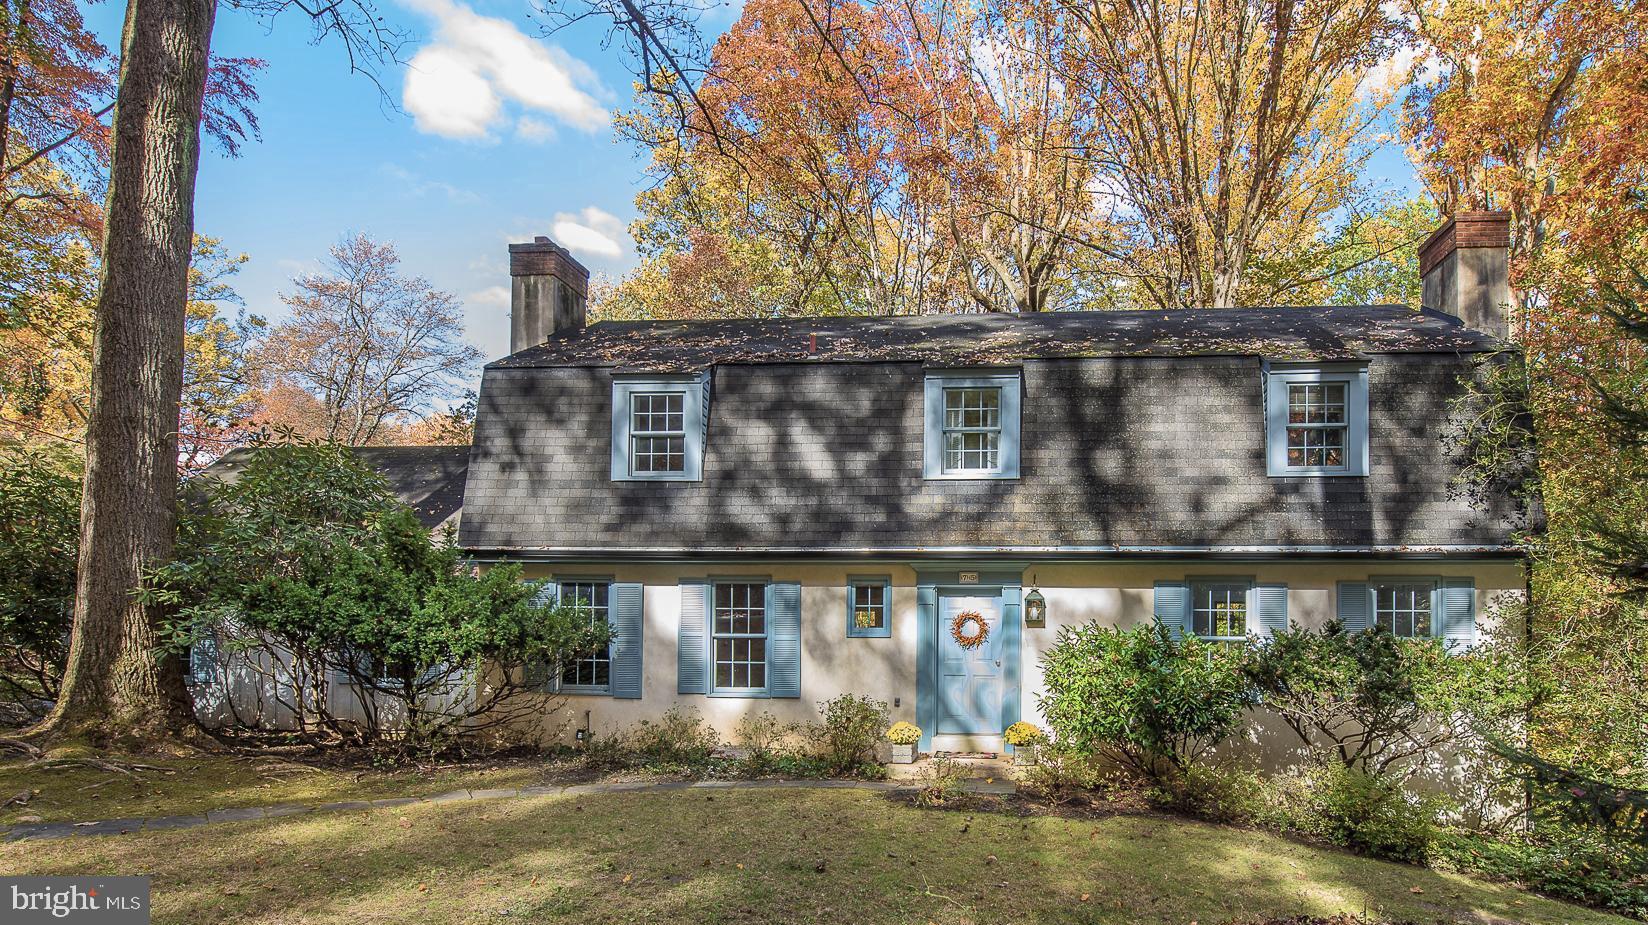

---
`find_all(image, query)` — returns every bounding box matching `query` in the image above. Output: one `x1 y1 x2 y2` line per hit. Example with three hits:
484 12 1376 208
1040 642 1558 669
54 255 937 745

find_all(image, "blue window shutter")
1153 581 1190 638
1256 583 1288 636
610 582 644 699
532 580 558 607
1440 578 1476 650
768 582 802 698
677 579 709 694
189 633 219 684
1338 581 1372 633
915 584 938 752
1001 584 1022 745
523 579 558 689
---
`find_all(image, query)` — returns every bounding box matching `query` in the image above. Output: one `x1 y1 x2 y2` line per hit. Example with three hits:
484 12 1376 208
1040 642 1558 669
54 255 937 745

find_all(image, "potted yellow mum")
1004 721 1047 765
885 721 921 763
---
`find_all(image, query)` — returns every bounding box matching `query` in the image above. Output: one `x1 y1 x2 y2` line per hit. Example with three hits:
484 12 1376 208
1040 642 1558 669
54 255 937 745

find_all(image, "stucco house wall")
504 558 1524 763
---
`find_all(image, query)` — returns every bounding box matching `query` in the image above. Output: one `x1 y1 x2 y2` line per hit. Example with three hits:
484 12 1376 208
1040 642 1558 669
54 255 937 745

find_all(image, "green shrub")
1435 826 1648 917
914 754 967 807
1038 623 1254 784
1018 741 1103 803
1154 764 1266 824
1244 623 1527 778
1304 764 1438 863
809 694 890 776
628 706 722 767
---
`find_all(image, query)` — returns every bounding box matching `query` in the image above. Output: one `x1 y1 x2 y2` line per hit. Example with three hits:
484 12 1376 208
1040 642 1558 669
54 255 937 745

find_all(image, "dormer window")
1264 364 1368 477
923 370 1021 479
611 374 707 481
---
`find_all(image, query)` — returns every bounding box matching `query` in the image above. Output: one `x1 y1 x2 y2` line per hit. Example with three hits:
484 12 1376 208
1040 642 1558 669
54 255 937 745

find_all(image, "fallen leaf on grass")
1080 893 1090 902
1408 886 1424 894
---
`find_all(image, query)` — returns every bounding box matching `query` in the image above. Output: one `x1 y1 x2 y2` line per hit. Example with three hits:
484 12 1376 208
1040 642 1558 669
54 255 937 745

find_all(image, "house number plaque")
958 571 980 584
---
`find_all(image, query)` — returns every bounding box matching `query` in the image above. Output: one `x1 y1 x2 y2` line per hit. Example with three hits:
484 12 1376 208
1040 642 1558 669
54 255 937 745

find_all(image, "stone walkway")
1 776 1018 843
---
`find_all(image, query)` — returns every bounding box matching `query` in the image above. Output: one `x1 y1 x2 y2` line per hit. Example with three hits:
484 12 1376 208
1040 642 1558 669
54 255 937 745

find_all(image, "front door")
937 593 1003 735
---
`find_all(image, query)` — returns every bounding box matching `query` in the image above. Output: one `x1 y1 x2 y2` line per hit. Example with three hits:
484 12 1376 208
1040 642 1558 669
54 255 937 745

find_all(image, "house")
189 445 473 729
456 215 1523 755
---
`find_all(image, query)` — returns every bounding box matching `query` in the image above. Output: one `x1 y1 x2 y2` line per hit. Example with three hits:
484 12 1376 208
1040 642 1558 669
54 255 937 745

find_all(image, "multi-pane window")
713 582 767 691
1375 581 1434 637
942 387 1002 472
1265 367 1367 477
849 580 888 636
630 392 686 475
1286 382 1347 469
559 581 611 689
1191 581 1250 641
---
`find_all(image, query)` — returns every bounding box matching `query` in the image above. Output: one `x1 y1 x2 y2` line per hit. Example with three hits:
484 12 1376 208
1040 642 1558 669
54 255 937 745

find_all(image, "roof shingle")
493 305 1503 372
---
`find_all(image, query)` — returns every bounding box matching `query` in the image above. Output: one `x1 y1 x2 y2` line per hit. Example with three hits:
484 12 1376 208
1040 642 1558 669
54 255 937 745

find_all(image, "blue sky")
84 0 746 360
83 0 1420 367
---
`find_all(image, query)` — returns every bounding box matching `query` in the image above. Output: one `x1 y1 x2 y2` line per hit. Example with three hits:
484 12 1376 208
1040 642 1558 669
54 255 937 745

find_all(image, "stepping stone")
143 815 208 831
72 818 147 837
311 801 372 813
371 797 419 808
206 807 268 823
263 804 313 819
467 789 521 800
7 824 78 841
423 790 472 804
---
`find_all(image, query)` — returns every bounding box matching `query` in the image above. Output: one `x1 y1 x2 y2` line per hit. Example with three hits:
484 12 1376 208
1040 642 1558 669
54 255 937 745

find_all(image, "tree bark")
30 0 215 742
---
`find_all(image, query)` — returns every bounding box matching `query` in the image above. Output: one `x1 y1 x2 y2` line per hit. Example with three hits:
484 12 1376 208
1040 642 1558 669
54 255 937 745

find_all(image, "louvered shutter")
610 582 644 699
768 582 802 698
1337 581 1372 633
1440 578 1477 651
1154 581 1190 639
1255 583 1289 637
677 579 709 694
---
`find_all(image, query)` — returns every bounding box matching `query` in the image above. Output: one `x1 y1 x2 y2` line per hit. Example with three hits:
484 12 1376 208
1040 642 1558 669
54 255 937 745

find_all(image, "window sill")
1266 468 1366 478
924 471 1019 481
706 690 772 699
556 686 613 696
847 628 892 639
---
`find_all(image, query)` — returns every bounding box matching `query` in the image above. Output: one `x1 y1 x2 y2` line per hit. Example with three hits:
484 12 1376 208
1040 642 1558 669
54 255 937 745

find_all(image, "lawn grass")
0 750 545 826
3 787 1631 925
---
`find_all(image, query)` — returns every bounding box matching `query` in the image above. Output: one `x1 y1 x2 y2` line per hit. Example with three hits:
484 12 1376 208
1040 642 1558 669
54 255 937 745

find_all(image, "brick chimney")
1418 211 1512 340
508 236 589 354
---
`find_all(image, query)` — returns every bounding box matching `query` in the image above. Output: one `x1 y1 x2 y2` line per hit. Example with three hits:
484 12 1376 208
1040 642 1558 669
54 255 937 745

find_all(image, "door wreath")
950 611 990 649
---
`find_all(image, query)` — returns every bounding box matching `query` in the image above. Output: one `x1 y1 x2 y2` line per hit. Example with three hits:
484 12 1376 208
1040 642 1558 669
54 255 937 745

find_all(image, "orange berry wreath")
950 611 989 649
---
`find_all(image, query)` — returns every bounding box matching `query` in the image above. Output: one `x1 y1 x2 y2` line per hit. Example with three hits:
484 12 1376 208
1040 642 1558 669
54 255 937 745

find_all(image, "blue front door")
937 593 1003 735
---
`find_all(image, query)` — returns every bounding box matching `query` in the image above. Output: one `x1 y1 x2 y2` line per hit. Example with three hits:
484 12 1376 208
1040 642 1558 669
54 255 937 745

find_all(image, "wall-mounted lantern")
1024 584 1047 628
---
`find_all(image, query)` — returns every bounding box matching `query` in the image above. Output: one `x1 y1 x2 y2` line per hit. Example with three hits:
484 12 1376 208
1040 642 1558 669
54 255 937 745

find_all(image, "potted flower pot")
885 721 921 764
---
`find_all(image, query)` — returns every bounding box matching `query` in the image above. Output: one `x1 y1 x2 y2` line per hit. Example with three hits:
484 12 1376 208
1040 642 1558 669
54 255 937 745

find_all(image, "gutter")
460 544 1526 564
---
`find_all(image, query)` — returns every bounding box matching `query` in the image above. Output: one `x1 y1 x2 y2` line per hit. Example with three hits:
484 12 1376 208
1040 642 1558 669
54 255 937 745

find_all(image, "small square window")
847 578 891 637
1374 581 1435 637
1191 581 1250 641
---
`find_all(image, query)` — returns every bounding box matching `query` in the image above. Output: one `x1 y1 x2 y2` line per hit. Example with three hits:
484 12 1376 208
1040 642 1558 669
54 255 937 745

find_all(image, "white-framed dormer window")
923 370 1021 479
1264 364 1369 477
611 374 708 481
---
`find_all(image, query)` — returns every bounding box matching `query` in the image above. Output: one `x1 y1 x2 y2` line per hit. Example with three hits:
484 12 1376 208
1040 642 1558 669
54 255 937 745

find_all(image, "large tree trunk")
30 0 215 742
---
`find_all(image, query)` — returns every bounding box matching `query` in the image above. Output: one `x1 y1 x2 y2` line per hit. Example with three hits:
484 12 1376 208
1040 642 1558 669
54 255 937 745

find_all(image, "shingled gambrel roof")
492 305 1504 373
204 445 470 531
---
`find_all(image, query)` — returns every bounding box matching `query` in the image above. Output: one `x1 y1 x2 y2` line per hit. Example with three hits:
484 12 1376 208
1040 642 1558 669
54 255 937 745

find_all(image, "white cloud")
401 0 609 141
515 115 558 144
549 206 628 260
466 285 511 309
380 162 482 203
